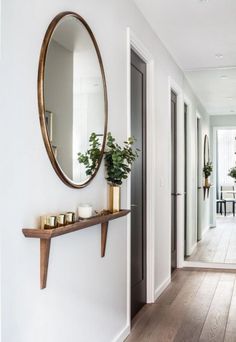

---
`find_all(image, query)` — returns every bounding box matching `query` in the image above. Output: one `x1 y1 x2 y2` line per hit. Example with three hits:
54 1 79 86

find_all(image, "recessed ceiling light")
226 97 233 100
220 75 228 79
215 54 223 59
199 0 208 2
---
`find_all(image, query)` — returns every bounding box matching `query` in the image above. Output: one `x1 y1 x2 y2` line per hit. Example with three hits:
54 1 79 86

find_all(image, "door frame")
196 112 203 242
130 49 147 319
168 77 184 269
183 96 192 256
170 90 178 272
126 28 155 327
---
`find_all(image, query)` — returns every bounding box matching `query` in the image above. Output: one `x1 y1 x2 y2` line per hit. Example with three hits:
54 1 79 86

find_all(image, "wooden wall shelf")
22 209 130 289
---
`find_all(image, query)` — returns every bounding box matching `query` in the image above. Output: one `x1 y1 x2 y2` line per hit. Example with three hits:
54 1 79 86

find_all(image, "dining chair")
216 198 226 216
221 185 236 216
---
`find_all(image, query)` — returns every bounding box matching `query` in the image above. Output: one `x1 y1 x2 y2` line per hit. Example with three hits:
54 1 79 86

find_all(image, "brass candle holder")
41 211 76 230
45 216 57 229
57 214 66 227
65 212 75 225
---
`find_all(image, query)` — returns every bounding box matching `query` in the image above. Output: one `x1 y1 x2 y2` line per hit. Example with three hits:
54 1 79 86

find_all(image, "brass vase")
108 185 121 213
205 177 209 187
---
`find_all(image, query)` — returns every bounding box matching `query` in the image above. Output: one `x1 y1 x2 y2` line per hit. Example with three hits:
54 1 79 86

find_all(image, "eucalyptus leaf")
104 132 139 186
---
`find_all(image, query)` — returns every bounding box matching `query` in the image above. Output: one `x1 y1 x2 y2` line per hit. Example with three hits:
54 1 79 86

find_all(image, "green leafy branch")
77 133 101 176
77 132 139 185
228 166 236 181
203 161 213 178
104 132 139 186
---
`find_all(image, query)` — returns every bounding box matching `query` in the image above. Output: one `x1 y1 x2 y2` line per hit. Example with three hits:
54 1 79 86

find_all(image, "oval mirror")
38 12 108 188
204 134 210 166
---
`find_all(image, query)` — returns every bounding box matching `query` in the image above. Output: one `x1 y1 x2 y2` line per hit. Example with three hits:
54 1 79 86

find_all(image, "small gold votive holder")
65 212 75 225
57 214 66 227
41 216 47 230
45 215 57 229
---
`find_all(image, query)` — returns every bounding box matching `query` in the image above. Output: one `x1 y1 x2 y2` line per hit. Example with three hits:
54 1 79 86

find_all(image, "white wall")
199 113 210 238
1 1 209 341
210 115 236 128
73 40 104 183
183 79 210 256
45 39 73 179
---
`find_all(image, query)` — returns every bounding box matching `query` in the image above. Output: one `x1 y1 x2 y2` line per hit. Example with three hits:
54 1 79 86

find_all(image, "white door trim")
168 77 184 269
126 27 155 329
183 95 192 257
196 113 203 241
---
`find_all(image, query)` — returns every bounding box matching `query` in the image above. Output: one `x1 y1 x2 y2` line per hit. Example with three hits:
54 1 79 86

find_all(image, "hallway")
186 217 236 263
126 270 236 342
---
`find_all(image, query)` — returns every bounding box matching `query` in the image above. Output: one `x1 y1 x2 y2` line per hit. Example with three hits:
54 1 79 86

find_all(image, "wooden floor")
186 216 236 263
126 269 236 342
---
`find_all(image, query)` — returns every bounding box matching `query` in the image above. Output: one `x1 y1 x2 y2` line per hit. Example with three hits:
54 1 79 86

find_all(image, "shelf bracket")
203 186 211 200
40 238 51 289
101 222 109 257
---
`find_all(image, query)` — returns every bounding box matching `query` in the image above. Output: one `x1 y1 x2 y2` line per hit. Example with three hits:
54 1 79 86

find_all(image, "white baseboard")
187 226 209 257
183 260 236 270
154 276 171 301
189 242 197 255
114 276 171 341
112 324 130 342
202 226 209 237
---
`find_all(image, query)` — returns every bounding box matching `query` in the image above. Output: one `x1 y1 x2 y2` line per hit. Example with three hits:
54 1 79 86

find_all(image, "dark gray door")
171 90 177 273
131 50 146 319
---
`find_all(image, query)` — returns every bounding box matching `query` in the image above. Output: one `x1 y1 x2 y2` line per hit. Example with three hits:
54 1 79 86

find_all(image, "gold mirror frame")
38 11 108 188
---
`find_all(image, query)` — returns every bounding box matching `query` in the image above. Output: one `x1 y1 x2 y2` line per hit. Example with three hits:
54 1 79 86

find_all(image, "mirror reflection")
43 14 106 186
163 6 236 266
183 74 236 265
185 124 236 264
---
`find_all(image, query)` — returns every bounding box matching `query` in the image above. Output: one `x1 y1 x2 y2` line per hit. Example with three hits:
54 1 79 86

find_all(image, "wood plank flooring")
186 216 236 263
126 270 236 342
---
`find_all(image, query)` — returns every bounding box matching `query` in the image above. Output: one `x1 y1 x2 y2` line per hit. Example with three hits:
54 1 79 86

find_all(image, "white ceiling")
52 17 92 53
133 0 236 115
186 68 236 115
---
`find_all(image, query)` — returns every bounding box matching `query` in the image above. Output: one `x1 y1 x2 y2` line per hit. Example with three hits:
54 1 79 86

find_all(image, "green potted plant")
203 161 213 187
104 132 139 212
228 166 236 182
78 132 139 212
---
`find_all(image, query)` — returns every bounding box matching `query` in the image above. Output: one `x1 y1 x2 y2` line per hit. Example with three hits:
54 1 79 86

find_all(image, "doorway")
171 90 177 273
130 49 147 319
